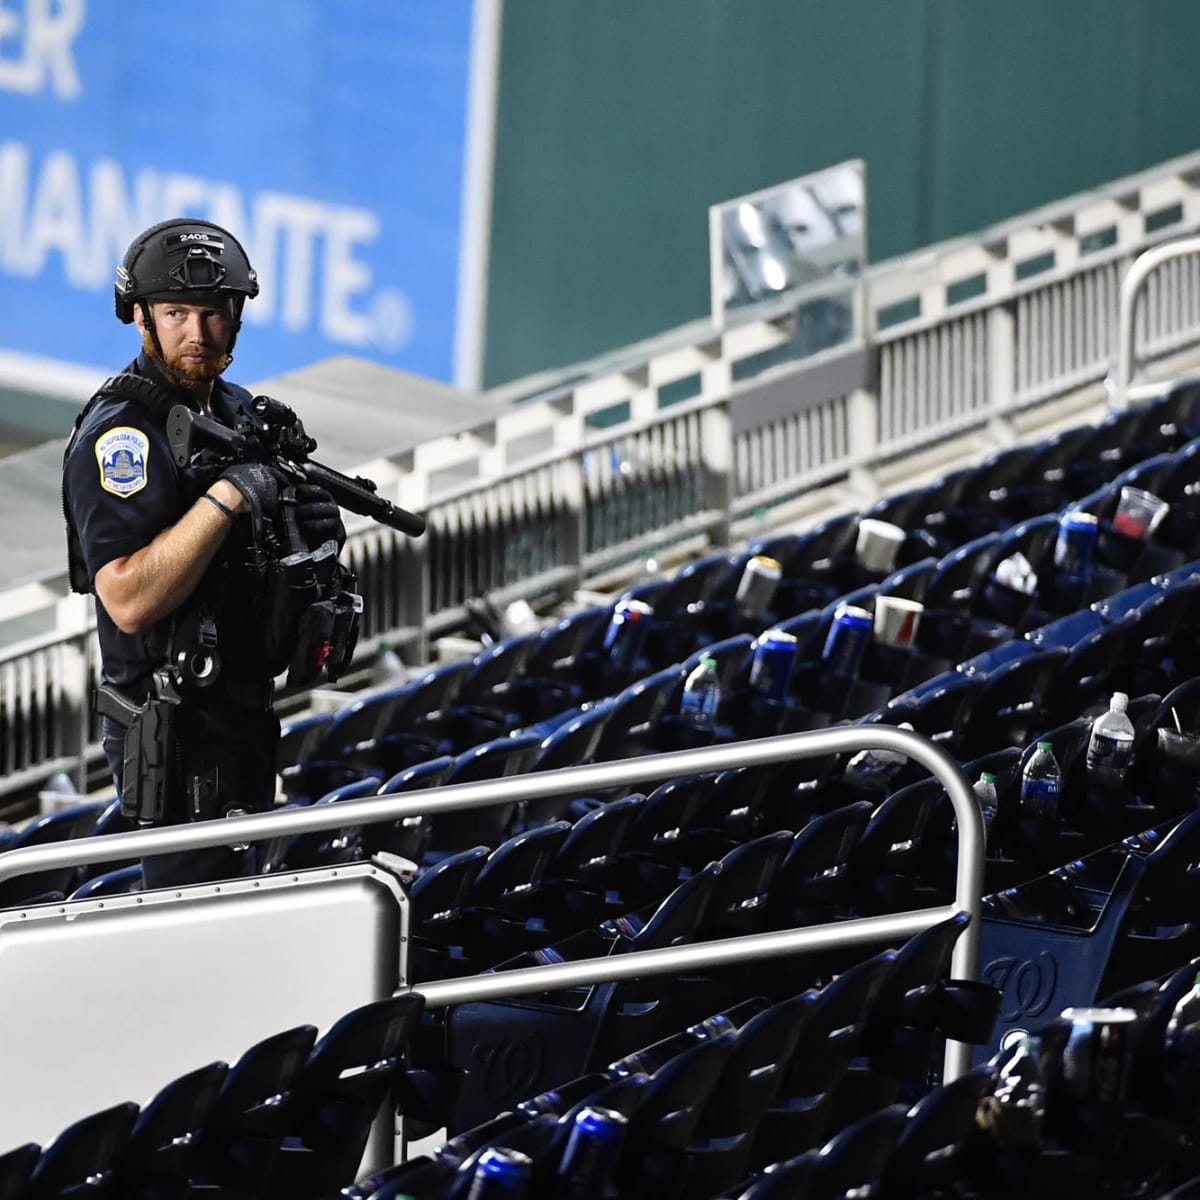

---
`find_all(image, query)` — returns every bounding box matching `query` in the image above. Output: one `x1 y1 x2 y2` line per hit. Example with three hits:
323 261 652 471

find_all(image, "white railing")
0 723 984 1145
8 151 1200 799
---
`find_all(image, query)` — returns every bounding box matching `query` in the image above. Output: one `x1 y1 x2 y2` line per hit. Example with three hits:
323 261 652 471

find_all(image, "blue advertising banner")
0 0 475 383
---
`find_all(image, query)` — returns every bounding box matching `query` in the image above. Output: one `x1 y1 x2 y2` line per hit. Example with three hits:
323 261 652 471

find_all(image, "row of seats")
0 994 423 1200
9 385 1200 1197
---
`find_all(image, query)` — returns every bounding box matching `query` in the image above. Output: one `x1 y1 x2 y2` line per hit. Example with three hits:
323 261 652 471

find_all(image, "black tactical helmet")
114 218 259 324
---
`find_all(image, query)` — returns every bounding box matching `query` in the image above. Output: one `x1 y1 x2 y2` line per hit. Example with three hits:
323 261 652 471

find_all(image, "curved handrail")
0 725 983 1079
1111 234 1200 409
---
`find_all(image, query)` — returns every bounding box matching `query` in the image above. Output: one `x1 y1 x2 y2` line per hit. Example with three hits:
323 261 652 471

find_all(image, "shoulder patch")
95 426 150 497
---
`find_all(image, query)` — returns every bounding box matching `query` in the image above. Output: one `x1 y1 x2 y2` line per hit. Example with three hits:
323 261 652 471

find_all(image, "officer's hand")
220 463 280 514
294 483 347 551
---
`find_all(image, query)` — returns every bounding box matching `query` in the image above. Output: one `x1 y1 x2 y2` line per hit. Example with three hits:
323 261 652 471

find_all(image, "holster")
95 681 179 825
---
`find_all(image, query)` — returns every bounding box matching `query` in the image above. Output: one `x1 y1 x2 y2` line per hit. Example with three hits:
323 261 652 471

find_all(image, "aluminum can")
467 1147 532 1199
601 598 653 672
1058 1006 1137 1108
821 603 873 676
560 1106 628 1199
749 629 799 700
735 554 782 618
1053 510 1099 585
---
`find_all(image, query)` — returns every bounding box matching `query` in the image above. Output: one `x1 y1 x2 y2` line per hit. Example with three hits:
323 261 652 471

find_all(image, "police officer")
62 218 345 888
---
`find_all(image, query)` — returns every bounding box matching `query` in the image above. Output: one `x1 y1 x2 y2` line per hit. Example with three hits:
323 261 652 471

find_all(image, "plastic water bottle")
1020 740 1062 819
38 767 79 814
975 770 999 841
680 654 721 732
845 722 914 788
980 1033 1047 1148
1086 691 1135 788
371 639 407 686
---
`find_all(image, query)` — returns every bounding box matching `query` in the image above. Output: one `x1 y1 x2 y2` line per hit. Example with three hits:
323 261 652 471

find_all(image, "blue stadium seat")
444 631 541 752
510 604 613 720
276 774 384 871
24 1101 138 1200
265 994 424 1200
111 1061 228 1193
0 1142 38 1200
882 1063 997 1197
420 731 544 861
750 950 897 1163
686 992 818 1196
68 863 144 900
0 800 104 908
363 754 455 863
191 1024 319 1193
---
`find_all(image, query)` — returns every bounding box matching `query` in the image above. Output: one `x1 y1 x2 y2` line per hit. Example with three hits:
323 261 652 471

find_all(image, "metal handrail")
1112 234 1200 409
0 725 984 1080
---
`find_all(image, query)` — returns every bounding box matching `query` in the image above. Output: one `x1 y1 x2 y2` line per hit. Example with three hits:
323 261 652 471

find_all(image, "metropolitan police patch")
95 427 149 497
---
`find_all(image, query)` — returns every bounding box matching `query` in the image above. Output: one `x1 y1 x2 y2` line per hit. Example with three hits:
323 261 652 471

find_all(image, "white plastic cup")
855 518 907 574
873 595 924 648
1112 486 1169 539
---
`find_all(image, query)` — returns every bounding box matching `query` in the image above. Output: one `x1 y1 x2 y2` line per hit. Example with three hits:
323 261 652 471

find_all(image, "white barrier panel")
0 863 410 1155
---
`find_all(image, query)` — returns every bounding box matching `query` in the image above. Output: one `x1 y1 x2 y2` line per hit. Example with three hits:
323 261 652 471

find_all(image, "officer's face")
135 300 235 382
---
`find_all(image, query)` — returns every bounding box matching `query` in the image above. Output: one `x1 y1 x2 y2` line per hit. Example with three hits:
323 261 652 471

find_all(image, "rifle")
166 396 426 538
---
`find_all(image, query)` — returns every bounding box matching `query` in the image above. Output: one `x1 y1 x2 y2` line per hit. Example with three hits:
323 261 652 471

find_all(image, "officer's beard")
140 327 232 390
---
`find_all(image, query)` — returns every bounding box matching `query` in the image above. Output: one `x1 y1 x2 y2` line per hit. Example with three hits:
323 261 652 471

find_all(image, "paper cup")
1112 486 1169 539
855 518 907 574
874 595 924 648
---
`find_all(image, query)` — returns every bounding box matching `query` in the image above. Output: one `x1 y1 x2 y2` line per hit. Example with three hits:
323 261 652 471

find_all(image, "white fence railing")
8 150 1200 801
0 724 983 1153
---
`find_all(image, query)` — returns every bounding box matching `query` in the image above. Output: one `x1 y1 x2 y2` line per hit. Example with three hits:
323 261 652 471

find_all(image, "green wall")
483 0 1200 387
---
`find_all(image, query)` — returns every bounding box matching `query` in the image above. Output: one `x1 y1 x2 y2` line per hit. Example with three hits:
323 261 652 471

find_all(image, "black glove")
293 483 346 551
220 462 280 513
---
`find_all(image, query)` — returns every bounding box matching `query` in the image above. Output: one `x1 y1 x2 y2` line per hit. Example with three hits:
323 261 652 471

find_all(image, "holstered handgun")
95 679 179 825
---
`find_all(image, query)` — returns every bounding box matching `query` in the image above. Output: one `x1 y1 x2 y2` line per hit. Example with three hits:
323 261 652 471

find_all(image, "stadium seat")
68 863 144 900
610 1030 739 1199
190 1024 319 1193
510 604 612 720
111 1061 228 1194
24 1101 139 1200
882 1063 997 1197
0 800 104 909
407 844 491 982
0 1143 39 1200
750 950 897 1164
264 994 424 1200
420 731 544 861
363 754 456 863
274 774 384 872
443 631 541 751
684 995 819 1193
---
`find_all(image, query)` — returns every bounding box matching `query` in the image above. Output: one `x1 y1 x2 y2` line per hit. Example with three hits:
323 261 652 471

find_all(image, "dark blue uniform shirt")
63 352 269 695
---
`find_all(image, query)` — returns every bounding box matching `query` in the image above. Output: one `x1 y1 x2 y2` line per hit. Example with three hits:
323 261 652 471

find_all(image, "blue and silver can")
749 629 799 701
467 1146 533 1199
1053 510 1099 586
559 1105 628 1199
601 598 653 672
735 554 783 619
821 603 873 676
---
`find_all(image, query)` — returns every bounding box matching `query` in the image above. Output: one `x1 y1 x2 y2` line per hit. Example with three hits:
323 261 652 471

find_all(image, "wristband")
202 492 236 522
